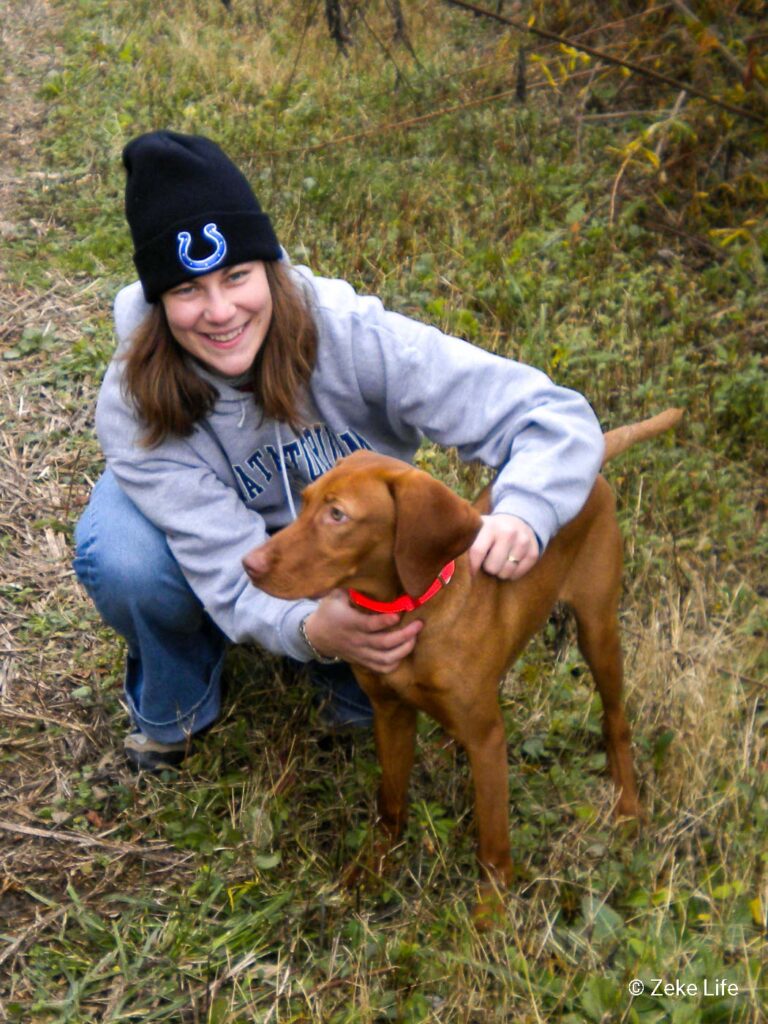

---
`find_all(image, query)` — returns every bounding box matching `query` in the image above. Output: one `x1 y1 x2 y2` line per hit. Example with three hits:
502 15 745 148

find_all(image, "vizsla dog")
243 409 682 916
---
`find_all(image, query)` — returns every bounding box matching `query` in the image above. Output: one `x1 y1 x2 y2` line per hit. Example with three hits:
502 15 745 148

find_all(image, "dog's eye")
329 506 348 523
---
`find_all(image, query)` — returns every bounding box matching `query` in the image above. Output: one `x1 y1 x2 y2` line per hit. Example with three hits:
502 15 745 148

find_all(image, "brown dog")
243 409 682 913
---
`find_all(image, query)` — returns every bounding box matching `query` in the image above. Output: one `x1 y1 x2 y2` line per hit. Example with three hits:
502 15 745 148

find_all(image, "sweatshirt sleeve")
309 275 604 550
94 358 317 659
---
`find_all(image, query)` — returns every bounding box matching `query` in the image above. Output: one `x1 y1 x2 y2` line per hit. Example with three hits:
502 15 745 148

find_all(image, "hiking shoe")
123 732 190 772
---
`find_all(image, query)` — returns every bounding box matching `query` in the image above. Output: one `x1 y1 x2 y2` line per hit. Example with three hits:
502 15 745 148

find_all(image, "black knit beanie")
123 130 281 302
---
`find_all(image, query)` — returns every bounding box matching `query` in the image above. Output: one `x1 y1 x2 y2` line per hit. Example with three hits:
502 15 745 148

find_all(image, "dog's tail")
602 407 683 465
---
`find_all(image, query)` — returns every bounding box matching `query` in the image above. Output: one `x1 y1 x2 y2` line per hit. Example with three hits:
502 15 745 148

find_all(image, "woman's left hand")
468 513 540 581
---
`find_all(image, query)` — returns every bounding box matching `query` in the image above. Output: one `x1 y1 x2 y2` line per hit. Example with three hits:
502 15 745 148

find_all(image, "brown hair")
122 261 318 447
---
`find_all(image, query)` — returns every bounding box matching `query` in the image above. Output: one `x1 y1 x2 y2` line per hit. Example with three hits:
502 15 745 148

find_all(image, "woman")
74 130 603 771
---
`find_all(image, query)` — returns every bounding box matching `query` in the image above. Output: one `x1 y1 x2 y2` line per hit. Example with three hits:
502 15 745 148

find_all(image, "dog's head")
243 451 482 600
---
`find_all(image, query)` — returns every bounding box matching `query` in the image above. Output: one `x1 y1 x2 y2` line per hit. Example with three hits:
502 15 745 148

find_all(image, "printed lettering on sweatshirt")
232 424 373 501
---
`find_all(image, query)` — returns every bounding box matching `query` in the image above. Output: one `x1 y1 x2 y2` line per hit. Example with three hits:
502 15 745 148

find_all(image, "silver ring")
507 555 520 565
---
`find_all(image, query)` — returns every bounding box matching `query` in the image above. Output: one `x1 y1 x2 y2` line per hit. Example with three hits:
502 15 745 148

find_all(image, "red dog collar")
348 561 456 614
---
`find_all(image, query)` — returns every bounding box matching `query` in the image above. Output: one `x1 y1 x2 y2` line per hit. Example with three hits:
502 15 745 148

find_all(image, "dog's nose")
242 546 271 581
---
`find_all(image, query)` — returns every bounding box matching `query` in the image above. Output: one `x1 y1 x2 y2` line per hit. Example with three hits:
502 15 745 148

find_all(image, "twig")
279 0 320 101
0 905 66 967
580 109 675 121
269 46 692 158
0 285 63 340
325 0 351 54
356 5 417 97
609 89 689 225
675 437 767 483
0 707 92 733
386 0 416 55
653 89 688 161
442 0 766 125
0 817 178 861
644 217 725 259
268 83 526 155
570 4 675 44
623 630 767 692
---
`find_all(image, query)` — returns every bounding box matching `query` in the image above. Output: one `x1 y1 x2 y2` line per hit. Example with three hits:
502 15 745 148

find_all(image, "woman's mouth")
202 322 250 348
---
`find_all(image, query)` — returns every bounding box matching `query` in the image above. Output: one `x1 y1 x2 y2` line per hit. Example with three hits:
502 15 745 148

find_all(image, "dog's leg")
456 705 513 923
341 693 417 889
567 575 641 818
465 716 512 884
561 484 641 819
574 607 640 818
372 696 418 844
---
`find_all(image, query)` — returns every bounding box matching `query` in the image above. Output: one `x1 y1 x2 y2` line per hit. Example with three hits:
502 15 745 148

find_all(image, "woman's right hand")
303 590 423 673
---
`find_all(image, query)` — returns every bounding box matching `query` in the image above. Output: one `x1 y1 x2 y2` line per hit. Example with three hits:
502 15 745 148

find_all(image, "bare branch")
442 0 767 125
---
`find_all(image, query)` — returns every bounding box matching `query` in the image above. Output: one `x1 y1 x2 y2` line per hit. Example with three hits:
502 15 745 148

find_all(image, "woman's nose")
203 288 235 323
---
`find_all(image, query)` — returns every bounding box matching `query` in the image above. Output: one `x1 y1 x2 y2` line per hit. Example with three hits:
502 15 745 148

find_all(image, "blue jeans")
73 471 371 743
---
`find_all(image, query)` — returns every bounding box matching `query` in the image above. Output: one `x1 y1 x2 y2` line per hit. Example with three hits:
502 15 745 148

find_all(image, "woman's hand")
468 514 539 581
303 590 423 673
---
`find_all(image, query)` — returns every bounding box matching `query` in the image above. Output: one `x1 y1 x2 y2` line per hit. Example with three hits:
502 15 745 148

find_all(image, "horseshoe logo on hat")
176 223 228 273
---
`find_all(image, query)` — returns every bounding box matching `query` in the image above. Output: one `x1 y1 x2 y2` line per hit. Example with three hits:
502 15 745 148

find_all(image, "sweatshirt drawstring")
274 422 298 522
237 400 246 429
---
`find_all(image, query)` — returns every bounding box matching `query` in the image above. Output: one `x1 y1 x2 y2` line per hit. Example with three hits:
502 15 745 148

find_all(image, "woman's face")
161 261 273 377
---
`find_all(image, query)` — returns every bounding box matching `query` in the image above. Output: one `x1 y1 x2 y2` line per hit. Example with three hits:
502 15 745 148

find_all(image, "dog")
243 409 682 917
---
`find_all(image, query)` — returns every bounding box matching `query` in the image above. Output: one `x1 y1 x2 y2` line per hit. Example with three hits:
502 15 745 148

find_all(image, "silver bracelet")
299 615 341 665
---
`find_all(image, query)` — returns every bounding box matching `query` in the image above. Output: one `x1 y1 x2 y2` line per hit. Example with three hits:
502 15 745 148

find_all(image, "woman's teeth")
206 326 244 343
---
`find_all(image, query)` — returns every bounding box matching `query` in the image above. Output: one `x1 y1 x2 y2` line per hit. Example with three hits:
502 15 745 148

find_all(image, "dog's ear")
390 469 482 597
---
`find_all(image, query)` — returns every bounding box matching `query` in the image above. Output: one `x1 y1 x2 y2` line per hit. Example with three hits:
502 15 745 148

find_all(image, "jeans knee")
78 528 174 625
73 473 204 636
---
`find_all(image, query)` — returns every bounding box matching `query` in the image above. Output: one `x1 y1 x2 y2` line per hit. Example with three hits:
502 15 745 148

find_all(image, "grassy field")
1 0 766 1020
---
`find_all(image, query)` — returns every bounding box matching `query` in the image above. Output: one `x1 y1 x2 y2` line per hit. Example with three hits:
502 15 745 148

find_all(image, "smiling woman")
161 262 273 377
122 256 317 448
72 129 605 772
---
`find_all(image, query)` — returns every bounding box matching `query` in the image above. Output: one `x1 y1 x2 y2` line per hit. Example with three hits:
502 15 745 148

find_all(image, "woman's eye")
227 264 253 284
329 506 348 523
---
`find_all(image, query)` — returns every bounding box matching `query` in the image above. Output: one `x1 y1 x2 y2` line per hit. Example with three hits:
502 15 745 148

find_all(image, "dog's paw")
471 883 507 931
341 835 396 891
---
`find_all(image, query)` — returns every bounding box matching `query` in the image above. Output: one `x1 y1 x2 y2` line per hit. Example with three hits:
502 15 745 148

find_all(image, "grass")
1 0 766 1021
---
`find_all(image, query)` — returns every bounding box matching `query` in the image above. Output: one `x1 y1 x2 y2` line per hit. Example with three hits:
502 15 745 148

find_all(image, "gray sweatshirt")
96 261 604 660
